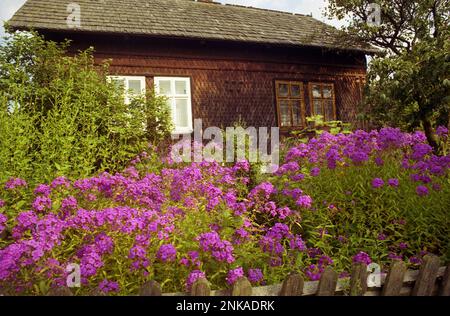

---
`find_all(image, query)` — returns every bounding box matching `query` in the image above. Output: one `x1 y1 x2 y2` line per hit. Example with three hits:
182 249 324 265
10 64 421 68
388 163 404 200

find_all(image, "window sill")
172 129 194 135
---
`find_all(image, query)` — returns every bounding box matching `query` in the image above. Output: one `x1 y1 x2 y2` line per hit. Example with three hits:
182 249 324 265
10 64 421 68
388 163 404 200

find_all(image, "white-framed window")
107 76 146 104
154 77 193 134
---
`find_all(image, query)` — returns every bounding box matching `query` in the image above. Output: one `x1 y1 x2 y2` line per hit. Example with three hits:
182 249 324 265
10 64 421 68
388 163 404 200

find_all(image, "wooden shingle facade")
9 0 375 133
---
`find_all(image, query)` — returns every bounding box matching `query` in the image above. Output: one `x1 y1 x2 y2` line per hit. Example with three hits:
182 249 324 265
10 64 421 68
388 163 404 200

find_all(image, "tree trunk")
422 117 440 152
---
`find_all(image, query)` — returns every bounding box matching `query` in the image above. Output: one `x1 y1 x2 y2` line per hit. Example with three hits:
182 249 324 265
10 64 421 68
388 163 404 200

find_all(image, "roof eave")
7 23 380 55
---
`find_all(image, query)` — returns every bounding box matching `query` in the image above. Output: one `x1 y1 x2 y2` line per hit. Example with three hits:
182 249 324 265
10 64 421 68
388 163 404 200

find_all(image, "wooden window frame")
107 75 146 105
154 77 193 134
308 82 337 121
275 80 306 129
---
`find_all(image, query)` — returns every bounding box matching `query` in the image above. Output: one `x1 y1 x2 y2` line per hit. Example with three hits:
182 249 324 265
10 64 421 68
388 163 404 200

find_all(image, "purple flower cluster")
197 231 235 263
186 270 206 291
99 279 120 293
4 178 27 190
0 214 7 234
157 244 177 263
247 268 264 284
353 251 372 265
226 267 244 285
32 196 52 213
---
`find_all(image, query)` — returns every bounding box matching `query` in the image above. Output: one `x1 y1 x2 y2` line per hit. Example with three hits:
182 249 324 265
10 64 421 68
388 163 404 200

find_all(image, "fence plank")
279 273 304 296
350 263 368 296
232 277 252 296
139 280 162 296
439 265 450 296
47 287 73 296
317 267 338 296
382 261 407 296
191 278 211 296
412 255 440 296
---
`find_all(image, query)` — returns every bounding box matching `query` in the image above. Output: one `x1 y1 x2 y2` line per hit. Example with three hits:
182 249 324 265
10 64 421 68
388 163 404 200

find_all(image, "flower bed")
0 127 449 295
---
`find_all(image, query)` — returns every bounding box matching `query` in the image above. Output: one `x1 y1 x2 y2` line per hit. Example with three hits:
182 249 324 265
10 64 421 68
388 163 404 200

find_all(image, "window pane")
128 80 142 95
291 84 301 97
175 98 189 128
279 100 291 127
313 100 323 116
278 84 289 97
292 101 302 126
323 86 333 99
159 80 172 95
175 80 188 95
312 85 322 98
112 79 125 90
324 100 334 121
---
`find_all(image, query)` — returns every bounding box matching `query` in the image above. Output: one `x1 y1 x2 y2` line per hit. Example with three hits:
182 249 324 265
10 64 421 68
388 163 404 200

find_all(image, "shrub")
0 32 172 186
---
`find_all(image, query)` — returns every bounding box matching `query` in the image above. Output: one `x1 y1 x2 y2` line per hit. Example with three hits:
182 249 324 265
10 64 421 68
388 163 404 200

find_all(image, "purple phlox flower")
34 184 51 197
247 268 264 284
0 213 7 234
226 267 244 285
32 196 52 213
99 279 119 293
371 178 384 189
61 196 78 212
416 185 429 197
310 167 321 177
388 252 402 261
4 178 27 190
353 251 372 265
296 195 313 209
51 176 71 189
436 126 448 137
157 244 177 262
186 270 206 291
387 178 399 188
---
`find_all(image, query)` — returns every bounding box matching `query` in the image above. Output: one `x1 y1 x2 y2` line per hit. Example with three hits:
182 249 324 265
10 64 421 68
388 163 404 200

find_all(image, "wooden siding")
46 33 367 130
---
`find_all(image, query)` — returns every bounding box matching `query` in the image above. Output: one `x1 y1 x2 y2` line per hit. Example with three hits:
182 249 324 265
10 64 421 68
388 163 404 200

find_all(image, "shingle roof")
8 0 377 53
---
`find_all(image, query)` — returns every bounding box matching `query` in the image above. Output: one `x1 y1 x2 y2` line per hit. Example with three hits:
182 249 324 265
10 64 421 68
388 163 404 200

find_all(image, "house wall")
45 33 367 130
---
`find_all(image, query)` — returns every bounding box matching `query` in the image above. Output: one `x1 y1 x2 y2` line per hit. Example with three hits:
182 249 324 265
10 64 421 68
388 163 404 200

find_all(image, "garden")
0 27 449 295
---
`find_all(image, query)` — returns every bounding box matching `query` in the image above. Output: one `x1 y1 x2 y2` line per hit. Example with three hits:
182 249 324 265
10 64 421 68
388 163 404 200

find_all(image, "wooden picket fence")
141 255 449 297
45 254 449 296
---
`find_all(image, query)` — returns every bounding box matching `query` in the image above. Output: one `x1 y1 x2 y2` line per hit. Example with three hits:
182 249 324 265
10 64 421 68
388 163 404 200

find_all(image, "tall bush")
0 32 172 186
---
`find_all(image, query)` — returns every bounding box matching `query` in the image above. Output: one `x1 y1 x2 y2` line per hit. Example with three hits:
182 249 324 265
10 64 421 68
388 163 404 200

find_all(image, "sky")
0 0 344 39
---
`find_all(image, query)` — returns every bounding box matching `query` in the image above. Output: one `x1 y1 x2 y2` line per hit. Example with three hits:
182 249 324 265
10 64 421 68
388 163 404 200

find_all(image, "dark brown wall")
45 32 367 130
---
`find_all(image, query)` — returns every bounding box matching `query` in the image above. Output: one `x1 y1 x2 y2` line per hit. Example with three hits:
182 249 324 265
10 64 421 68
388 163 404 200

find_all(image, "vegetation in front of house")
0 32 172 187
0 127 448 295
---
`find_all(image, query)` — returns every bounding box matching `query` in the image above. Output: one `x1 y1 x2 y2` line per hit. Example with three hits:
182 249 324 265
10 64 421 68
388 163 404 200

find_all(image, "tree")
326 0 450 151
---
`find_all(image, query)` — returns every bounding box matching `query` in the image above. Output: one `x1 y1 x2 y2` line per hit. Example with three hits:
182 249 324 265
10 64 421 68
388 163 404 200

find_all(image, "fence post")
439 264 450 296
139 280 162 296
191 278 211 296
412 255 440 296
350 263 368 296
382 261 406 296
279 273 304 296
231 277 252 296
317 267 338 296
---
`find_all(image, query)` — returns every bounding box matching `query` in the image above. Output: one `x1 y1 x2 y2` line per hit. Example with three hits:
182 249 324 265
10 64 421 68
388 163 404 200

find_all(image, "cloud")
220 0 346 28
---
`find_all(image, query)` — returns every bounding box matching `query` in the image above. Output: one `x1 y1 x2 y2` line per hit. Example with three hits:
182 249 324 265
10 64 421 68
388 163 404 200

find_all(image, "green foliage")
0 32 172 186
326 0 450 149
270 144 450 271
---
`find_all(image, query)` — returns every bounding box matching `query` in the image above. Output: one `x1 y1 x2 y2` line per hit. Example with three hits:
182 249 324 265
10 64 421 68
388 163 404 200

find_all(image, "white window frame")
154 77 193 134
107 75 146 104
